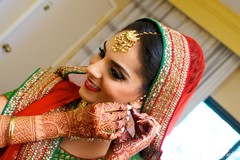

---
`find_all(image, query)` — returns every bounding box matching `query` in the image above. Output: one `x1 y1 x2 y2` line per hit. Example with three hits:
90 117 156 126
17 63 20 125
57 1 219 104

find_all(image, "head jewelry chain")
112 30 158 53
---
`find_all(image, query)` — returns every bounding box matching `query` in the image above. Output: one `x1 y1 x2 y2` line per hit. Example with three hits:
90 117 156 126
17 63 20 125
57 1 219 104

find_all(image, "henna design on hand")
9 102 128 145
105 109 160 160
67 102 128 139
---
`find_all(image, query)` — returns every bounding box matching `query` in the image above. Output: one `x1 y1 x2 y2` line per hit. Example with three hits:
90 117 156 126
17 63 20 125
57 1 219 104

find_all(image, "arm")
0 95 8 113
0 115 10 148
0 102 128 148
0 95 9 148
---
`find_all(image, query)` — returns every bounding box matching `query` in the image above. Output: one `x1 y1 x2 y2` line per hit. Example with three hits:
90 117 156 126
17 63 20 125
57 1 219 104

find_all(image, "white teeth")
89 80 98 89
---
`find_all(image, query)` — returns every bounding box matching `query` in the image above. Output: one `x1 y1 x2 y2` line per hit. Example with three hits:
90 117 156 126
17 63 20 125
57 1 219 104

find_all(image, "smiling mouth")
85 79 101 92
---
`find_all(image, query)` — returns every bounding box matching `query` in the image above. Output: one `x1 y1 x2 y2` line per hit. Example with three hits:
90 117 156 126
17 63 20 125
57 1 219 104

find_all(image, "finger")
95 130 119 140
101 122 116 133
131 108 149 118
116 117 127 129
101 118 126 134
134 124 144 137
102 102 129 112
107 129 123 140
100 110 127 123
134 119 153 136
135 118 160 136
131 109 149 121
136 118 155 129
113 130 133 144
99 126 125 140
111 111 128 122
131 108 138 115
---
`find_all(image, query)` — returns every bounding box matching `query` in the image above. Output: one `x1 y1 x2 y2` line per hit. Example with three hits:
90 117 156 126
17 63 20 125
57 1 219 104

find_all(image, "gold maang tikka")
112 30 158 53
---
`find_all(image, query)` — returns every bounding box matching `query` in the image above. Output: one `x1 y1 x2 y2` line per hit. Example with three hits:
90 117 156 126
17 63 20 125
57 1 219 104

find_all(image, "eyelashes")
99 47 105 58
111 68 125 80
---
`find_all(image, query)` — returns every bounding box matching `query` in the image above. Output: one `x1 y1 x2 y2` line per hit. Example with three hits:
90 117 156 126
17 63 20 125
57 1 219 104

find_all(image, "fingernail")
127 110 131 116
121 127 125 133
127 104 132 110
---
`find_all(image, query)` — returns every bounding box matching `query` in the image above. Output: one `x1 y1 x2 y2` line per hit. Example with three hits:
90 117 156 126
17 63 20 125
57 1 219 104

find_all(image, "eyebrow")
110 60 130 78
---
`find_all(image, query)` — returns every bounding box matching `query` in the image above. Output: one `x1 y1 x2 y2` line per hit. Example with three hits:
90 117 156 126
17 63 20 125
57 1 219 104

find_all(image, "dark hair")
121 18 163 94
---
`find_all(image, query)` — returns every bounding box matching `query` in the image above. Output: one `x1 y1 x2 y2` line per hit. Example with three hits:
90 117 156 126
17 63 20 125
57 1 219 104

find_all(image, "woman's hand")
66 102 129 139
105 109 160 160
9 102 129 145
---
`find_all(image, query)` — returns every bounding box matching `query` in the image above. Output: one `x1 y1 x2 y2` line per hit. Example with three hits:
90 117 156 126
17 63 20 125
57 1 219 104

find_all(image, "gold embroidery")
3 69 62 116
55 65 87 78
141 23 190 158
2 68 65 159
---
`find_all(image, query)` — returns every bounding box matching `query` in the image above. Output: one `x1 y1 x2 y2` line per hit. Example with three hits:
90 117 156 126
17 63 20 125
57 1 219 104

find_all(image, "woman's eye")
111 68 124 80
99 47 105 58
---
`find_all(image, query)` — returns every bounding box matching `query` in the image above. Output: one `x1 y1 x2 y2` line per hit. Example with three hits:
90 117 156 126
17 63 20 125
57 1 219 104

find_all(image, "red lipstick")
85 79 101 92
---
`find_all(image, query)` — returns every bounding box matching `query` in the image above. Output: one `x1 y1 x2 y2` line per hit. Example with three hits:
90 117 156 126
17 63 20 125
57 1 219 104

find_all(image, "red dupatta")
140 18 205 160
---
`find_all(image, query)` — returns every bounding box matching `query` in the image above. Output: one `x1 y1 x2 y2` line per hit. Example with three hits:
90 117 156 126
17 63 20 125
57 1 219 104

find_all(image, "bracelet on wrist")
8 116 16 144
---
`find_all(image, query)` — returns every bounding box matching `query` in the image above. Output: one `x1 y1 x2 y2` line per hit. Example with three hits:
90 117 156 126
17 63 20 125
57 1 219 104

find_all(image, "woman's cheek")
103 82 131 103
101 80 122 101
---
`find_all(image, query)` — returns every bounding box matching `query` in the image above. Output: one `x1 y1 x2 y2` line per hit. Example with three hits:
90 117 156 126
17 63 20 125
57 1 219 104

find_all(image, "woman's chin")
79 87 97 103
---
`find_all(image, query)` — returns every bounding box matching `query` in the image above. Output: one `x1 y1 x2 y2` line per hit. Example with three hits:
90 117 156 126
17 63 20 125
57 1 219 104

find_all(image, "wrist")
10 116 36 144
40 112 72 139
8 116 16 144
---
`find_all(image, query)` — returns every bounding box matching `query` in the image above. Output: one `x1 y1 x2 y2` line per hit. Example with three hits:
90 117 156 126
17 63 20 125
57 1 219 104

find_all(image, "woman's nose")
86 62 102 79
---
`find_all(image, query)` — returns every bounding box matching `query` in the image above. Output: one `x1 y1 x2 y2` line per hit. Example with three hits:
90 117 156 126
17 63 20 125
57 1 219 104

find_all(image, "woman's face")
79 32 144 104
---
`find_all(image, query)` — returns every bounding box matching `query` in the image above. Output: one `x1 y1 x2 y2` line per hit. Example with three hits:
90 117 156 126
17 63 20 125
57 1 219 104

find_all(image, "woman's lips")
85 79 101 92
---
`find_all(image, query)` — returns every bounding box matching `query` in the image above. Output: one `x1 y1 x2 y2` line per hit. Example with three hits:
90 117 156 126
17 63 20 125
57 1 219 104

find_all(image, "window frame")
205 96 240 159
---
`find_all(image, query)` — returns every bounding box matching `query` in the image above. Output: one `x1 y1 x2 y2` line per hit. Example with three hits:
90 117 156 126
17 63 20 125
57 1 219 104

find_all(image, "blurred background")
0 0 239 159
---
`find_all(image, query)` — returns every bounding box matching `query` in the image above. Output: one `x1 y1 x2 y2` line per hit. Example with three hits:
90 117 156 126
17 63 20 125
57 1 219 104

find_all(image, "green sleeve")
3 88 18 100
